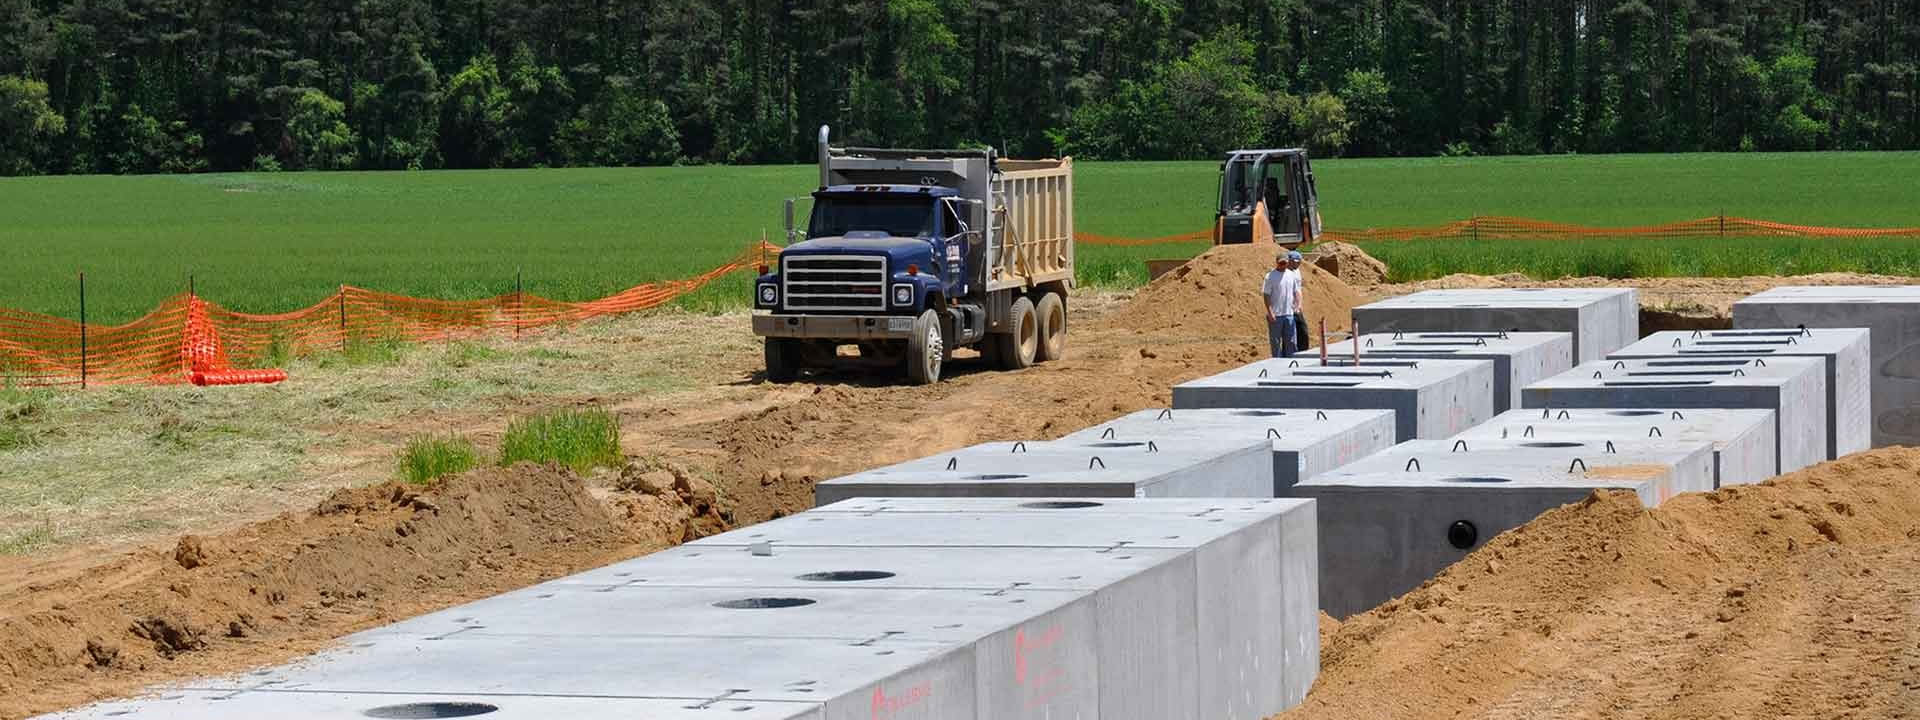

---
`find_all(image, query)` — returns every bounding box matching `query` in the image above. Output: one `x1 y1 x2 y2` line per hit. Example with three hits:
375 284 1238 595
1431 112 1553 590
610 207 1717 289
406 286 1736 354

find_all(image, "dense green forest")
0 0 1916 174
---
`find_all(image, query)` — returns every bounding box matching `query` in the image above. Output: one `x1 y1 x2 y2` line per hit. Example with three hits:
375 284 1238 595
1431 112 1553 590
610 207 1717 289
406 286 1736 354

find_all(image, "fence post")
338 285 348 351
515 269 523 339
1471 215 1480 243
1719 210 1726 237
79 272 87 390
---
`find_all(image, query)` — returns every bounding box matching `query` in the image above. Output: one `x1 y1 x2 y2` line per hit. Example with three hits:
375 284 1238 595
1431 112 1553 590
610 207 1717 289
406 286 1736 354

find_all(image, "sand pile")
1115 243 1363 342
0 463 728 719
1285 448 1920 720
1306 241 1388 288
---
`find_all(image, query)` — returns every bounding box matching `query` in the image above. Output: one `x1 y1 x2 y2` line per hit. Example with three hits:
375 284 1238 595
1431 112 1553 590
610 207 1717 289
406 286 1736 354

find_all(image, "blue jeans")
1268 314 1298 358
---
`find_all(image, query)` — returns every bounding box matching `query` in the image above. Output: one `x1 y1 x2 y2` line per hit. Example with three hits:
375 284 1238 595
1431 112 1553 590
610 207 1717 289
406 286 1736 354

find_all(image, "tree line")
1 0 1915 175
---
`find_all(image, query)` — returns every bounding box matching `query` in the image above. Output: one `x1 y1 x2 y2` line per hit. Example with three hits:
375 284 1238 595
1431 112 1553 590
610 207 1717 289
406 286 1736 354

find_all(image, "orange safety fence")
1071 215 1920 246
1 240 779 389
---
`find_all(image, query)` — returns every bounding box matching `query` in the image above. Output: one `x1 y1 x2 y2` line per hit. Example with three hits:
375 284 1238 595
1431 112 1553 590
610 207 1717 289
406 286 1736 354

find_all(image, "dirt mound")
1285 448 1920 720
1114 243 1363 343
1305 241 1388 288
0 463 727 719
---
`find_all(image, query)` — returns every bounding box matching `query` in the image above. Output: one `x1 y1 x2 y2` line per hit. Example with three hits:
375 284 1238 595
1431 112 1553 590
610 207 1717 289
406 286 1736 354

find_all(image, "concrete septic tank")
812 439 1271 506
1294 441 1711 618
43 692 825 720
1521 356 1827 474
1608 328 1870 461
1171 358 1497 442
1733 286 1920 448
1322 438 1718 500
1055 408 1397 493
695 498 1321 716
45 499 1316 720
1321 331 1574 413
1448 407 1778 487
1350 288 1638 363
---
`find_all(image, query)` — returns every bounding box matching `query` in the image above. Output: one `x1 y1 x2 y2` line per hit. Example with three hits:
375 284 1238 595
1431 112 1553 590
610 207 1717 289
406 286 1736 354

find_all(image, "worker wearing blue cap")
1287 250 1311 353
1261 250 1304 357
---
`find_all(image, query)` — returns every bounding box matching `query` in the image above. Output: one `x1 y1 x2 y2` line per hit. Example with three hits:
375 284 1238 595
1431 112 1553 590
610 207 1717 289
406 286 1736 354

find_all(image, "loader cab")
1213 149 1320 248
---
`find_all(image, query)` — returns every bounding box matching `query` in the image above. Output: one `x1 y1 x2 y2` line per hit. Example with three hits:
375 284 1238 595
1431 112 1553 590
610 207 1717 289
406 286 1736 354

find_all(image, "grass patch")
313 335 413 369
498 407 621 474
0 524 56 555
443 341 502 368
397 434 481 485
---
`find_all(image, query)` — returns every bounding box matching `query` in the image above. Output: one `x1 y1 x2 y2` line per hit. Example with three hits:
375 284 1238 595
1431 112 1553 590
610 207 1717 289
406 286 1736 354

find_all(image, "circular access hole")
1520 441 1584 448
796 570 896 582
1084 441 1145 448
1232 410 1287 417
364 703 499 719
714 597 817 610
1019 501 1103 509
1608 410 1662 417
1441 477 1512 484
965 473 1028 481
1447 521 1479 550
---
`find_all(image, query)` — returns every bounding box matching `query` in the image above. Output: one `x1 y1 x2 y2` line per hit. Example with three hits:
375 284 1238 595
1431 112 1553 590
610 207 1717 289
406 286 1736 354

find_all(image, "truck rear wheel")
1035 292 1066 362
905 310 943 385
764 338 800 383
995 297 1038 370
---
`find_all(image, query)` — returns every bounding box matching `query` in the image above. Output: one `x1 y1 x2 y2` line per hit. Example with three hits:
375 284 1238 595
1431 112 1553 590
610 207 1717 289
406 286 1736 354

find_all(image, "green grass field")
4 152 1918 323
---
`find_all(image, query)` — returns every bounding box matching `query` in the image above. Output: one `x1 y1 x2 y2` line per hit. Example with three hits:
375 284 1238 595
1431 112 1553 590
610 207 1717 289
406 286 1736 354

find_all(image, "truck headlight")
892 284 913 307
758 284 778 306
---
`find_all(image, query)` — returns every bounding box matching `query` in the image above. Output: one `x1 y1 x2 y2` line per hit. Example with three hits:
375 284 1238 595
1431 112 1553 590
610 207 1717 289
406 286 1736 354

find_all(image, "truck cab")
752 127 1075 385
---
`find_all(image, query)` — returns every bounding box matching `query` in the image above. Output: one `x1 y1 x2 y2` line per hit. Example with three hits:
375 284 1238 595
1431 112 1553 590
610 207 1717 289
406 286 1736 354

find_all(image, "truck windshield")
808 195 934 238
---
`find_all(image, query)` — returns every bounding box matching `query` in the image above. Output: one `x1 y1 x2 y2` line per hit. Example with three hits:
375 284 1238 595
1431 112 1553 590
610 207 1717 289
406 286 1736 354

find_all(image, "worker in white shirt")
1261 250 1303 357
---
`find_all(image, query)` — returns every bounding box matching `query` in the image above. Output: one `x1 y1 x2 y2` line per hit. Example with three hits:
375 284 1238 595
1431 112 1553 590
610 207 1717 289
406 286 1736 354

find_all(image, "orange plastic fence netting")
1071 215 1920 246
0 241 779 388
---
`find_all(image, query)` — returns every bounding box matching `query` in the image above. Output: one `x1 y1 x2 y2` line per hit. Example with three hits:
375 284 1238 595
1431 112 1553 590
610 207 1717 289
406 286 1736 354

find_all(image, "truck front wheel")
995 297 1038 370
764 338 801 383
905 310 944 385
1035 292 1066 362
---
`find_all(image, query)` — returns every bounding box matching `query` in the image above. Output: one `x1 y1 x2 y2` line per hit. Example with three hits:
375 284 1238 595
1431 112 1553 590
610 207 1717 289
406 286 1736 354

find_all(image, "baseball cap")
1287 250 1303 261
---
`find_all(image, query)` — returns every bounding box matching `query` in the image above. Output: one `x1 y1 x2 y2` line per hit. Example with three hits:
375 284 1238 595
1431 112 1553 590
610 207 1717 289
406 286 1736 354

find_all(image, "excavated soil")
0 462 727 719
1306 241 1390 288
1116 243 1362 340
1285 448 1920 720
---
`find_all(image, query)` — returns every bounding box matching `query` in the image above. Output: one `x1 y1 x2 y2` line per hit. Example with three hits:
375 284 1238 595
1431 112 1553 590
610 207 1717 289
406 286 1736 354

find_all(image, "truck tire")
995 297 1038 370
905 309 944 385
764 338 800 383
1035 292 1066 362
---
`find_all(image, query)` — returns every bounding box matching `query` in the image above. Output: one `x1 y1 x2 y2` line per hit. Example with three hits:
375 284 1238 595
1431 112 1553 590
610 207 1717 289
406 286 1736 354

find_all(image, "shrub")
498 407 621 473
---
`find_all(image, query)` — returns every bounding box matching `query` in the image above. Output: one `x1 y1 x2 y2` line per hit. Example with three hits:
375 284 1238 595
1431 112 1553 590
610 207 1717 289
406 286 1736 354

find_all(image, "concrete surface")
1056 408 1398 493
1733 286 1920 447
44 499 1318 720
813 439 1271 506
1351 288 1638 363
1323 438 1718 500
1320 331 1574 413
1446 407 1779 487
1522 357 1828 474
1609 328 1870 460
1172 358 1497 441
1294 441 1711 618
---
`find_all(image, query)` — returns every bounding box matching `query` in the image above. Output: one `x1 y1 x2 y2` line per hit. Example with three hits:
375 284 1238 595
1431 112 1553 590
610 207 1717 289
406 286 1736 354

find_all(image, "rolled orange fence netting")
0 240 780 389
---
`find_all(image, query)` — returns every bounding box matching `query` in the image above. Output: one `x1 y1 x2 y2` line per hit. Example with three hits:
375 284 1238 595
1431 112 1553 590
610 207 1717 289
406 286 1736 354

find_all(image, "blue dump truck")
752 126 1076 385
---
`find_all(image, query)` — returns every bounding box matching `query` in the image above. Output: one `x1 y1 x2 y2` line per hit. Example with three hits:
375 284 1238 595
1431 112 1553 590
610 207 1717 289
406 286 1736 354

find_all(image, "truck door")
939 198 972 296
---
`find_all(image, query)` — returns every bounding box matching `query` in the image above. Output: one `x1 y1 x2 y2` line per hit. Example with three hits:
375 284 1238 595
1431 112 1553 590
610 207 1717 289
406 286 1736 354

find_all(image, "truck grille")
782 255 887 312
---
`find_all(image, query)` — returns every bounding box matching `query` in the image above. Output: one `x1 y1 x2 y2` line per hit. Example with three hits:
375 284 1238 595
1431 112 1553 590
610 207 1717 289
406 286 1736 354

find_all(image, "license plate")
887 317 913 332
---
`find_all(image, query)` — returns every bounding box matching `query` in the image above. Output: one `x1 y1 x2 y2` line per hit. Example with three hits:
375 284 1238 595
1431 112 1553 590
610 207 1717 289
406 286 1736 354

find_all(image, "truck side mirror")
784 199 795 239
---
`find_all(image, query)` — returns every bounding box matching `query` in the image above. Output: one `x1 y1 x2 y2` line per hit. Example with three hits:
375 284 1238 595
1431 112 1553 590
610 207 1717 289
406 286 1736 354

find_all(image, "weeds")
0 524 55 555
313 334 412 369
498 407 622 474
397 434 481 485
445 341 502 368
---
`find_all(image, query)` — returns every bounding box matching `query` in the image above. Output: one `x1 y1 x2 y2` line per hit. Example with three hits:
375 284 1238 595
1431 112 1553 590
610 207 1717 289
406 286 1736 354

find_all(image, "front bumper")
753 313 915 340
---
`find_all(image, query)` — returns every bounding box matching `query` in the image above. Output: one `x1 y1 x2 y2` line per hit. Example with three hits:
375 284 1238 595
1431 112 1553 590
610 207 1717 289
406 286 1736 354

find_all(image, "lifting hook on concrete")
1541 407 1552 419
1568 458 1588 473
1365 338 1375 347
1593 370 1604 379
1798 325 1812 337
1673 337 1684 348
1289 360 1301 368
1267 428 1283 439
1393 331 1405 339
1258 368 1270 378
1754 358 1767 367
1613 360 1627 369
1786 336 1799 345
1157 409 1174 420
1649 426 1663 438
1010 441 1027 453
1605 440 1617 454
1692 329 1704 339
946 457 959 470
1315 411 1329 420
1405 458 1422 472
1732 368 1746 376
1474 337 1488 346
1498 330 1509 339
1557 410 1571 420
1101 427 1117 439
1501 428 1509 439
1146 441 1159 453
1452 440 1469 453
1088 456 1106 469
1524 425 1535 437
1671 411 1685 420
